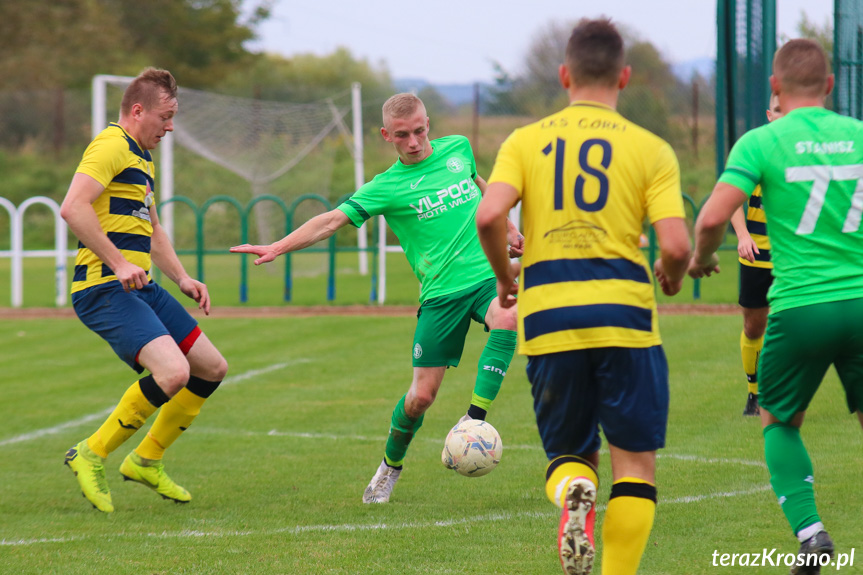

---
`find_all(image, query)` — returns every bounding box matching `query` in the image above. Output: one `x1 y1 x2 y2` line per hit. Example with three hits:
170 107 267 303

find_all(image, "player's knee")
499 307 518 331
484 298 515 330
208 355 228 382
157 365 191 397
743 316 767 338
407 389 436 415
189 352 228 383
489 305 518 331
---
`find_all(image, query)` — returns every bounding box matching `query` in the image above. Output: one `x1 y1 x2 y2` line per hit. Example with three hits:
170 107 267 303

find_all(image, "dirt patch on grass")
0 303 738 319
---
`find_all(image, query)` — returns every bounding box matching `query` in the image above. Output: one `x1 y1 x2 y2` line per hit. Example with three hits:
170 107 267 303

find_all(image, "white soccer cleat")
559 478 597 575
362 459 402 504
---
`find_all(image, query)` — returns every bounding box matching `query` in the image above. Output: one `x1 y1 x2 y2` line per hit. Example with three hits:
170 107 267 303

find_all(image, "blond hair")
382 93 426 124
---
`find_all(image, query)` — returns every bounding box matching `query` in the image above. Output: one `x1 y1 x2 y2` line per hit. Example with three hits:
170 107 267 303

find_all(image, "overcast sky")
246 0 833 84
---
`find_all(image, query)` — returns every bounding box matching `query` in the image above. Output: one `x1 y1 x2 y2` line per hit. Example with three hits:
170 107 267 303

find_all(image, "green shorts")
759 298 863 422
412 278 497 367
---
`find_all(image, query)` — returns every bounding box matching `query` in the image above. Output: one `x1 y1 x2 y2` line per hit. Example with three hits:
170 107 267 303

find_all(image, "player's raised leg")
65 334 185 512
467 291 517 421
546 455 599 575
123 331 227 503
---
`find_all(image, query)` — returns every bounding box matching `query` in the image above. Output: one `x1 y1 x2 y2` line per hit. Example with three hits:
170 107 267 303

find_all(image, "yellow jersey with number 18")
488 101 685 355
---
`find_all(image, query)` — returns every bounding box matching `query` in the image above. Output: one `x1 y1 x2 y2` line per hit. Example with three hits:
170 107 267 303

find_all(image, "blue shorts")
526 346 669 458
72 281 199 373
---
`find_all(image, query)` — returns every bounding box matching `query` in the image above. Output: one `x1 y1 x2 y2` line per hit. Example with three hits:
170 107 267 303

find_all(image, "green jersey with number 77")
719 107 863 313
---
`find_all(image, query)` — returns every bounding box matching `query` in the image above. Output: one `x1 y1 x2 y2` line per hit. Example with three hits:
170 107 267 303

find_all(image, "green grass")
0 252 423 308
0 248 744 309
1 315 861 574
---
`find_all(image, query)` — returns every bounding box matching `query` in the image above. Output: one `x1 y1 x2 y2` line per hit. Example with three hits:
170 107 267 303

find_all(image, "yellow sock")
87 380 159 458
135 387 206 460
545 455 598 509
740 331 763 395
601 477 657 575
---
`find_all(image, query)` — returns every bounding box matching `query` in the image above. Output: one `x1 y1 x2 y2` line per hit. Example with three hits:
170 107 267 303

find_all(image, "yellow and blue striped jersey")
488 102 685 355
71 123 155 293
739 185 772 269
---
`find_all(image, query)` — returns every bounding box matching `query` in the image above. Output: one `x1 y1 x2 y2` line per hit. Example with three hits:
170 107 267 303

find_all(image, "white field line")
657 453 766 468
0 408 114 447
0 485 771 547
220 360 310 386
0 361 307 448
192 427 767 468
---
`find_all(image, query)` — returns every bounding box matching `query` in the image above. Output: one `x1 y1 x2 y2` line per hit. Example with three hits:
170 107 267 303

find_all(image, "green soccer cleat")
119 452 191 504
64 441 114 513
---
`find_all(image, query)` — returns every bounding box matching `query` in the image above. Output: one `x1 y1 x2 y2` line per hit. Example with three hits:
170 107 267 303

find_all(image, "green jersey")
719 107 863 313
338 135 493 302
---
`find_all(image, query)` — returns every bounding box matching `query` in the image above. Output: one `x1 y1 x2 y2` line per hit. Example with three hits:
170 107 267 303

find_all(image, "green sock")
384 395 424 467
471 329 516 415
764 423 821 535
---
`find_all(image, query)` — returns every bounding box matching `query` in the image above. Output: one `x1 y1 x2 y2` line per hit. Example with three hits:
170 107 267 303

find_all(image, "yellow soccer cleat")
64 441 114 513
119 452 191 504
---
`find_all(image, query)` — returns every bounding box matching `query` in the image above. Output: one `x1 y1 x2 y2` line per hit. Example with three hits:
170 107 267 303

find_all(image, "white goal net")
91 75 368 275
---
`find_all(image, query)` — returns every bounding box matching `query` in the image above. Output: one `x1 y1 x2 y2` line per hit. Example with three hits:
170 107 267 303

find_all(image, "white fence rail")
0 196 71 308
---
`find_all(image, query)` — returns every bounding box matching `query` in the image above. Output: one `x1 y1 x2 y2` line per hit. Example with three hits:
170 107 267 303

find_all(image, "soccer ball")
441 419 502 477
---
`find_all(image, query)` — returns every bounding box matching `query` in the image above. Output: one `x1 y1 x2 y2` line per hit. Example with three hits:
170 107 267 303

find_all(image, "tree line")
0 2 832 151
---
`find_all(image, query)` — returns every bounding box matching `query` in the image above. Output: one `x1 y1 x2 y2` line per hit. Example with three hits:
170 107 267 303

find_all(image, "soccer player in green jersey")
231 93 522 503
690 39 863 573
729 93 783 417
477 19 691 575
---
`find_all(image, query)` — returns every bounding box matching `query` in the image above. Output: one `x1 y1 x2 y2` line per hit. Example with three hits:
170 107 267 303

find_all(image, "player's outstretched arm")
230 209 352 265
652 217 692 296
477 182 521 308
689 182 748 278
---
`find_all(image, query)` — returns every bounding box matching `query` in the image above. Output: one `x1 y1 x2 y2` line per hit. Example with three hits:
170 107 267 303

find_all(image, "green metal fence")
155 192 720 304
715 0 776 178
835 0 863 119
157 194 377 303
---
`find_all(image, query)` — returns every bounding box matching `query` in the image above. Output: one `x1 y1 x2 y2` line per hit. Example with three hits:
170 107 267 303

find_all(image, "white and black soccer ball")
441 419 502 477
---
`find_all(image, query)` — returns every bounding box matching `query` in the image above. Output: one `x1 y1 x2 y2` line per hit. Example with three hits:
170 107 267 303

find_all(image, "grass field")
0 247 743 309
1 313 861 574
